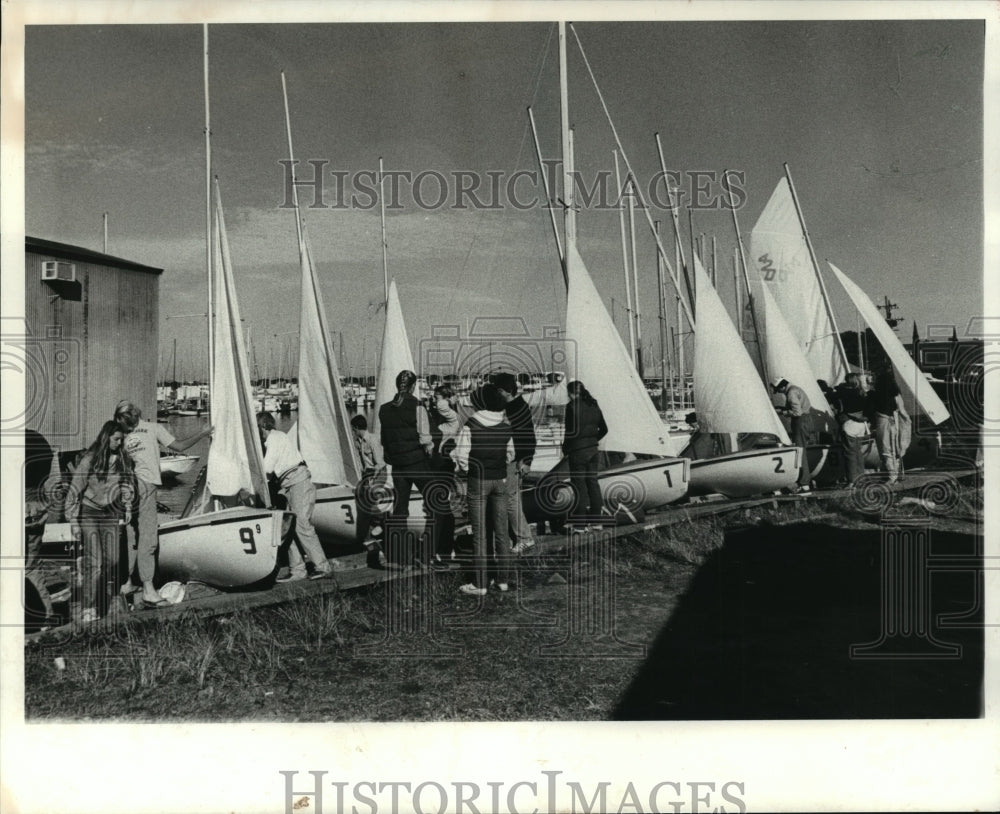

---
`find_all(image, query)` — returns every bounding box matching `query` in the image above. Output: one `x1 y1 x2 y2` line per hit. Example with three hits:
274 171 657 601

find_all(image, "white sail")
205 183 270 505
692 255 791 442
828 262 950 424
564 243 679 456
371 278 416 437
294 221 361 486
750 178 848 385
752 275 835 418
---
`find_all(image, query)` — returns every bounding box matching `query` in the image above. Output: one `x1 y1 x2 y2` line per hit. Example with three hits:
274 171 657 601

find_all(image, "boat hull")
158 507 291 588
312 484 427 546
524 457 690 523
160 454 199 477
688 446 801 498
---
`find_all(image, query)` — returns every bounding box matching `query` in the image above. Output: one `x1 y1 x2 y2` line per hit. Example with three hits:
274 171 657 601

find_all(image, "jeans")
389 460 450 561
281 466 328 577
840 431 866 484
79 504 121 614
466 475 510 588
789 414 813 487
873 412 900 481
505 461 534 546
129 478 158 583
568 448 603 521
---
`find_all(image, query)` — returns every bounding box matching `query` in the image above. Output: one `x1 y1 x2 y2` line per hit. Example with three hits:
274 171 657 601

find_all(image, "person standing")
426 384 463 568
835 373 870 485
350 413 387 569
257 412 339 581
453 384 515 595
493 372 537 555
114 400 212 606
867 367 910 484
680 412 717 460
771 377 813 492
65 421 135 621
562 380 608 531
378 370 441 566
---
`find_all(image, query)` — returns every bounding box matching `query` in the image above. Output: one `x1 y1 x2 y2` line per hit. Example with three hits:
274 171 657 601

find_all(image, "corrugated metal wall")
25 252 159 452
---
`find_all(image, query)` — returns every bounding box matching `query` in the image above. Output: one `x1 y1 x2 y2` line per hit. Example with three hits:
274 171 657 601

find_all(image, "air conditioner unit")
41 261 76 283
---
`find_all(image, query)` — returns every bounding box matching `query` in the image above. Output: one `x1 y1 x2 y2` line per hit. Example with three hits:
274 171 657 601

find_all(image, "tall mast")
203 24 214 421
654 132 696 318
613 151 637 365
783 162 850 373
558 22 577 254
655 220 670 412
725 168 770 386
379 156 389 304
627 168 643 378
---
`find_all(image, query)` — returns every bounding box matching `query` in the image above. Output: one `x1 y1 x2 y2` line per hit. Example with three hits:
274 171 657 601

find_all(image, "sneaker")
276 572 307 584
309 567 337 580
430 555 455 571
511 540 536 555
494 582 509 592
458 583 487 596
80 607 99 624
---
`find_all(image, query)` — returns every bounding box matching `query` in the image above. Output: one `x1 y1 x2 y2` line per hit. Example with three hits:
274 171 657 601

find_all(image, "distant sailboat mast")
203 23 214 423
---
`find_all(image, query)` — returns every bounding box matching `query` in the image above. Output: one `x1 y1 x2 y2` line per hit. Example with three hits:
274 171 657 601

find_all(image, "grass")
25 488 982 722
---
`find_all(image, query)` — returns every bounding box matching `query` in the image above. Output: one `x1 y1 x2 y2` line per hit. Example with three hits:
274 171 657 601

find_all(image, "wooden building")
24 236 162 453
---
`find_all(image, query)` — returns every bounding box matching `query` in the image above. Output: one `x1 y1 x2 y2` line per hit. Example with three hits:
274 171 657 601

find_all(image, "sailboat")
523 23 689 524
683 255 803 498
827 261 950 426
277 79 425 546
157 180 292 588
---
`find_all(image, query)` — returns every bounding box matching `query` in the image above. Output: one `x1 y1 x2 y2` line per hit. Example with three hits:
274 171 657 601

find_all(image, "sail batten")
691 255 791 442
828 262 950 425
564 243 678 456
750 178 849 385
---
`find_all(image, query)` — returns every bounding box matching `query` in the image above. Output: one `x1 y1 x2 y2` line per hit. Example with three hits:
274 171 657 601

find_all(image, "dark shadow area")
613 521 983 720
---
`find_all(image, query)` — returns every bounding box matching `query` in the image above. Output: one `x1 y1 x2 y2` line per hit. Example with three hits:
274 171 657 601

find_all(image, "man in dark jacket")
493 372 537 555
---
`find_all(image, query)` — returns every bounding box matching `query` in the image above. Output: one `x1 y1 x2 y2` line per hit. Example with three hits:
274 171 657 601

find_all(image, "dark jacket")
379 395 426 467
562 399 608 456
504 395 536 465
466 416 513 480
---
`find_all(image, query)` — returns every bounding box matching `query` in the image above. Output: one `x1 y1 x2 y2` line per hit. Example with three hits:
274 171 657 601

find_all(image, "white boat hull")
688 446 802 498
312 484 427 546
160 454 199 477
158 507 291 588
525 456 690 522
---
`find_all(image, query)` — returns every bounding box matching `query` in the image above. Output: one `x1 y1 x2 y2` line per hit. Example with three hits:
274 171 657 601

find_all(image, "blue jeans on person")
840 428 866 484
568 448 603 522
466 475 510 588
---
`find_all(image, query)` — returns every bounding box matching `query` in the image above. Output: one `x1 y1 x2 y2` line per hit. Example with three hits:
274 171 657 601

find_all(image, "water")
156 407 376 514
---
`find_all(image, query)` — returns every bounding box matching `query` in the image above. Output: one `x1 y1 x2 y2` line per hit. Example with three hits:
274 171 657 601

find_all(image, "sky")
21 16 985 381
